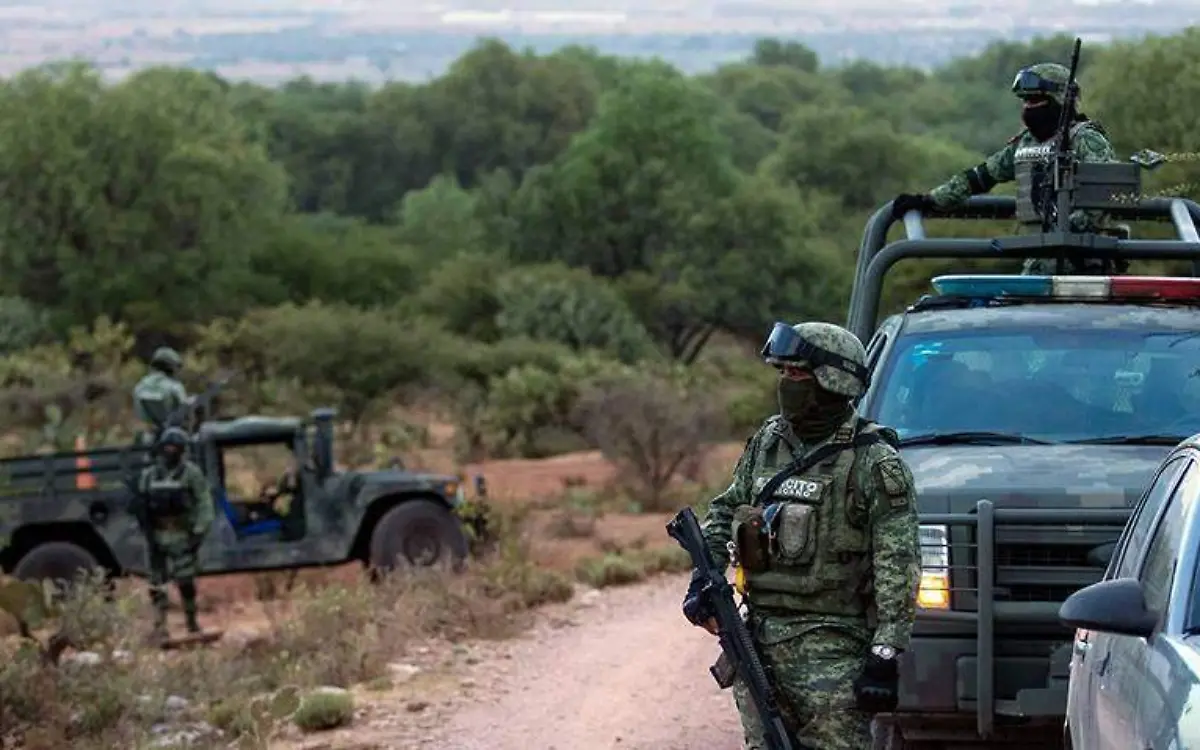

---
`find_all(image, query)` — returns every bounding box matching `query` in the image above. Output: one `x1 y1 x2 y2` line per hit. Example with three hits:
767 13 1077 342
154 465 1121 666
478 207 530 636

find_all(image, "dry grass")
0 507 576 749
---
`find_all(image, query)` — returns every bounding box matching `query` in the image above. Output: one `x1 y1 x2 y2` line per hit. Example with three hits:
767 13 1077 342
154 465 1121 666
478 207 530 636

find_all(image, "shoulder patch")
873 456 911 509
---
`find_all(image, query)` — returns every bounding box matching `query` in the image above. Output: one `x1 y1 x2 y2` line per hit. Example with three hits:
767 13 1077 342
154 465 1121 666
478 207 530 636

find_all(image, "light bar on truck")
930 274 1200 301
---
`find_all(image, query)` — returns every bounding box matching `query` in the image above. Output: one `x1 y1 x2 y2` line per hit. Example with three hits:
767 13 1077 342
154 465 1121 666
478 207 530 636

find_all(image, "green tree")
0 63 287 336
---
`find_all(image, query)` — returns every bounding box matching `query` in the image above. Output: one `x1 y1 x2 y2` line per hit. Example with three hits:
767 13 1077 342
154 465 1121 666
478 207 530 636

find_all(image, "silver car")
1061 438 1200 750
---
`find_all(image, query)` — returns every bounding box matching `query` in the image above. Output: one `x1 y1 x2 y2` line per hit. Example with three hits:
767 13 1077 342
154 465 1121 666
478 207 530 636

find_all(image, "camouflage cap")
1012 62 1072 105
791 322 869 398
150 346 182 370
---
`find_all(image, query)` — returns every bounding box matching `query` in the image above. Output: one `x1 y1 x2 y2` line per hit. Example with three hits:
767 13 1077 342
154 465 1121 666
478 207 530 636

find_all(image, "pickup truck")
848 183 1200 748
0 407 489 584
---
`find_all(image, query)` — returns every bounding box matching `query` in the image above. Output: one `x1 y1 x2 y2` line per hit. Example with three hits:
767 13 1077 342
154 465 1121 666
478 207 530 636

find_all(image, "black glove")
853 650 900 713
682 568 715 626
891 193 934 220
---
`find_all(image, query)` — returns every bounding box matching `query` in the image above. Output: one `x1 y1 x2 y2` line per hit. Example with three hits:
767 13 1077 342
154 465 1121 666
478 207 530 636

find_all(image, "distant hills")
0 0 1194 83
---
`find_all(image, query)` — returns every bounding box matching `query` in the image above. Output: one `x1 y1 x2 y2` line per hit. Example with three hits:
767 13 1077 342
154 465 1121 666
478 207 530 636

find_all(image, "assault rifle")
1044 36 1083 240
667 506 804 750
164 369 238 434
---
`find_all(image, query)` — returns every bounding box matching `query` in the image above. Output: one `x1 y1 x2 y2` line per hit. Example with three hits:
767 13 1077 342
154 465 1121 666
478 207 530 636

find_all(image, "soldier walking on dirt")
890 61 1124 275
134 427 214 644
133 347 193 446
682 321 921 749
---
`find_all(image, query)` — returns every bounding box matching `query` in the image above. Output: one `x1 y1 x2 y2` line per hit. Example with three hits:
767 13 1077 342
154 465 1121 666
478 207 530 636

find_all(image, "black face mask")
1022 100 1063 141
778 377 853 441
162 449 182 469
778 378 817 423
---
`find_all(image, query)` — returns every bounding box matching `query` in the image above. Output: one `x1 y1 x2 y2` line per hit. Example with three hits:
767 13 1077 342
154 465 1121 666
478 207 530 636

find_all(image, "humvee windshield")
868 326 1200 443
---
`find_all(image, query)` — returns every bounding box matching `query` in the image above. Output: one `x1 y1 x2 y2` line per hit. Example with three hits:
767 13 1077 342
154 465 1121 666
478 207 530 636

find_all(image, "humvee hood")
903 444 1168 512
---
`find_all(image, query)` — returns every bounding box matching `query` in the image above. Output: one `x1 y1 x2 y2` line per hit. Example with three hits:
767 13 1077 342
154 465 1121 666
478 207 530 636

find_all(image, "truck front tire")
368 499 468 574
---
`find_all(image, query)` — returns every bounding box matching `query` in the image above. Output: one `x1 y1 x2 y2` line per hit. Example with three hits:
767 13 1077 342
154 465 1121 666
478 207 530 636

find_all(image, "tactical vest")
737 415 888 617
1014 121 1094 229
141 465 192 517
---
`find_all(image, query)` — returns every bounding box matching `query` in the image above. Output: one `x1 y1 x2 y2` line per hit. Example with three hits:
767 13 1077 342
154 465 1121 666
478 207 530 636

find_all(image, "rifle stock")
667 506 804 750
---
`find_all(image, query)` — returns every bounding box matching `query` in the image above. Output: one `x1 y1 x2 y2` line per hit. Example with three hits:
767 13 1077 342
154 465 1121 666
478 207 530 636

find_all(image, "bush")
495 263 657 363
574 368 727 509
292 688 355 732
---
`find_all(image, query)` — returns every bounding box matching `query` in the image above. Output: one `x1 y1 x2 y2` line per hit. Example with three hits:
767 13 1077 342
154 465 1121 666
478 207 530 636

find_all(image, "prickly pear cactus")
0 574 58 633
0 574 72 663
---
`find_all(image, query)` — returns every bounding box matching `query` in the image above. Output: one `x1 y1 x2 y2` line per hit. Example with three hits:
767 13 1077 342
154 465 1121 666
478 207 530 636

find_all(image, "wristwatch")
870 644 897 660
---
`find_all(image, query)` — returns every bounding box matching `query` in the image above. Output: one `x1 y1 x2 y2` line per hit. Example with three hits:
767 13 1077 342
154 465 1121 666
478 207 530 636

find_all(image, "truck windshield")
868 328 1200 443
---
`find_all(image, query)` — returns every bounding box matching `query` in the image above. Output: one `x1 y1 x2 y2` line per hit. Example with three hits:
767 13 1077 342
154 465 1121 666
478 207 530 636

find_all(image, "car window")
1113 456 1189 579
867 326 1200 441
1139 461 1200 613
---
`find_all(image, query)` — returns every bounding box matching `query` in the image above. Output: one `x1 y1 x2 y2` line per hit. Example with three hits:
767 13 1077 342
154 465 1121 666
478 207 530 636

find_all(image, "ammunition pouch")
146 488 189 517
768 502 818 568
732 505 770 573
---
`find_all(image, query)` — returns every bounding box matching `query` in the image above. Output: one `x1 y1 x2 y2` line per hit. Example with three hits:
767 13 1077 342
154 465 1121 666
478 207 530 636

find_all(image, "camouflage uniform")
133 347 192 446
691 322 921 750
895 62 1121 275
136 427 214 639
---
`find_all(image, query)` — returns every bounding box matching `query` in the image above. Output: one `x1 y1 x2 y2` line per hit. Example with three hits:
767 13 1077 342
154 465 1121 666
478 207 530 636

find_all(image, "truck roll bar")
847 195 1200 342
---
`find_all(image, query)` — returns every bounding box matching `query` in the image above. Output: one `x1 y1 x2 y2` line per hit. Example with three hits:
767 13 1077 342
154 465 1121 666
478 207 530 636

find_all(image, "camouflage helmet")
760 321 870 398
1011 63 1073 105
150 346 182 371
156 427 189 449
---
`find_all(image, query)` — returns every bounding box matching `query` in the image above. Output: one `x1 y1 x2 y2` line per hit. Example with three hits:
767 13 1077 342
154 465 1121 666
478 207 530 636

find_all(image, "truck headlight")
918 524 950 610
443 480 465 505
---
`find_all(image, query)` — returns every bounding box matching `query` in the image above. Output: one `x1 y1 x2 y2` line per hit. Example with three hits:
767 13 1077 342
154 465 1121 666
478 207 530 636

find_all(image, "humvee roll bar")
848 193 1200 342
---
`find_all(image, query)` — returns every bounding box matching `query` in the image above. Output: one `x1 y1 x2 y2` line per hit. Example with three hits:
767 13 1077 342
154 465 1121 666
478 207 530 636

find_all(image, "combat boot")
148 609 169 646
180 580 202 634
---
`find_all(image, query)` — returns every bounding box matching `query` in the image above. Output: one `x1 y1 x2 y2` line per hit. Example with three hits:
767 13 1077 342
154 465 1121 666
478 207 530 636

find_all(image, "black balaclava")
778 376 852 442
1022 98 1063 142
162 445 182 470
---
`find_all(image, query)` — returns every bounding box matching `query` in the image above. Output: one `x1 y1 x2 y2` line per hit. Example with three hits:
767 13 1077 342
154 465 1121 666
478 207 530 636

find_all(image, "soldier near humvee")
133 427 214 645
132 347 193 446
890 60 1124 274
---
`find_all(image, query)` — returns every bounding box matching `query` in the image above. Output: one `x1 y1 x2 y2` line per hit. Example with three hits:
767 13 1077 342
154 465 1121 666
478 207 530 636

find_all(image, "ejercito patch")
875 457 910 507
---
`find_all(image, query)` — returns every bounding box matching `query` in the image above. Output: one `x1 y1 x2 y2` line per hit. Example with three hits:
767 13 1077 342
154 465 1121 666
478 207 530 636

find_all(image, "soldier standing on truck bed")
681 321 921 749
132 347 193 446
890 61 1126 275
135 427 214 644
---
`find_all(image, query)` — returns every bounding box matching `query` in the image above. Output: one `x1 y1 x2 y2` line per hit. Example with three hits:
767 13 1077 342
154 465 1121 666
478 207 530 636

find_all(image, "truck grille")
995 543 1092 569
952 525 1124 608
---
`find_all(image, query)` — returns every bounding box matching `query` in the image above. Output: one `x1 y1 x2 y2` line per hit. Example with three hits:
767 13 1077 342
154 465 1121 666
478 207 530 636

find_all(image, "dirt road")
296 574 745 750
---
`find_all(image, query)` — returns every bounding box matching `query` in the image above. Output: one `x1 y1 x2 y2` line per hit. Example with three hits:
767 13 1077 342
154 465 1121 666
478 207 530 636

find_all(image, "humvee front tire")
12 541 101 586
368 499 468 574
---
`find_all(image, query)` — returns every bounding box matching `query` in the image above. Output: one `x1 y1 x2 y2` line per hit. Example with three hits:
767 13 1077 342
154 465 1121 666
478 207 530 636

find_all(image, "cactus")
0 574 73 664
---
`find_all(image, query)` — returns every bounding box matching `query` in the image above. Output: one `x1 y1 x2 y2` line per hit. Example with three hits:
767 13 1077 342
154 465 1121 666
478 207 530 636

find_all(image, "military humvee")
849 160 1200 748
0 407 488 584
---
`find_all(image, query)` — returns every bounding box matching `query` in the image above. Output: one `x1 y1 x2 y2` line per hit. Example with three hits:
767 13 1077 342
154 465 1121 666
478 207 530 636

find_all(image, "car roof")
894 302 1200 336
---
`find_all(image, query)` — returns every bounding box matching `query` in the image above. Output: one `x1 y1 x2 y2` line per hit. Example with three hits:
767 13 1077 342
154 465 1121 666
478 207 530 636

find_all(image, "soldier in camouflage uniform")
891 62 1123 275
136 427 214 642
132 347 193 446
682 321 921 749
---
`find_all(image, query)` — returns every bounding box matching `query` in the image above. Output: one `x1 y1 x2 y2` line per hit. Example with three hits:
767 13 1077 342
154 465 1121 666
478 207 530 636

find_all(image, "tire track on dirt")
417 573 743 750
